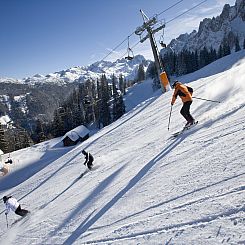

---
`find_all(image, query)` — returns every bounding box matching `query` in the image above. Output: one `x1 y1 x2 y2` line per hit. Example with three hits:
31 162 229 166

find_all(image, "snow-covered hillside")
0 50 244 244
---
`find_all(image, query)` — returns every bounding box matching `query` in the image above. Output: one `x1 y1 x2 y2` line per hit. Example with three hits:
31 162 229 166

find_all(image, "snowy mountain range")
0 49 244 244
162 0 245 54
0 55 150 124
0 55 151 86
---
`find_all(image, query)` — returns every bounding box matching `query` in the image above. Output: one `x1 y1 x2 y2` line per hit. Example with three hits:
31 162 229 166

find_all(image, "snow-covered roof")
0 115 11 125
61 125 90 142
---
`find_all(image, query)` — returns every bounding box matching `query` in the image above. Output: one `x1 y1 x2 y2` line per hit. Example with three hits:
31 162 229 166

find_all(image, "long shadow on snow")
0 147 85 216
90 104 245 229
97 171 245 229
62 135 187 244
40 169 92 209
62 104 244 243
43 165 126 244
0 146 72 192
18 148 85 201
78 204 245 244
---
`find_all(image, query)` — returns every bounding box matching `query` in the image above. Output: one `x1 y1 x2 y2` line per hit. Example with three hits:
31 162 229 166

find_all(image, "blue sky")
0 0 236 79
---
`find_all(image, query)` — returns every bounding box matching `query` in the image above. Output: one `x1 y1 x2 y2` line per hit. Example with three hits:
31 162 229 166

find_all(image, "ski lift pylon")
125 36 134 60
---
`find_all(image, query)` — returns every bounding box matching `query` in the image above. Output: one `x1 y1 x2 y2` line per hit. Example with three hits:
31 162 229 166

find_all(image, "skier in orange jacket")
171 80 195 128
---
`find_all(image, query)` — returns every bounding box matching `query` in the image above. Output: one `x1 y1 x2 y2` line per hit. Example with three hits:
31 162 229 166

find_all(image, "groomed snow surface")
0 50 245 245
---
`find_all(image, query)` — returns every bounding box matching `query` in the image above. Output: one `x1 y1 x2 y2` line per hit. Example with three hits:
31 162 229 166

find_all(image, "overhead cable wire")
101 37 129 62
100 0 208 65
100 0 185 63
157 0 184 17
105 40 142 70
163 0 209 24
121 1 209 61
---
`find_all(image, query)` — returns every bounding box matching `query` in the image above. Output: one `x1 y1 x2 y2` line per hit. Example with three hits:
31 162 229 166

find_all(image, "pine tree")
218 44 224 58
222 38 231 56
199 47 209 68
137 63 145 82
146 62 160 90
52 109 65 137
100 75 111 127
119 74 125 95
35 119 46 143
210 47 217 63
235 36 241 52
82 79 96 124
176 50 187 75
0 124 8 153
146 62 158 80
113 94 125 121
194 50 199 71
162 52 175 76
184 50 197 73
95 79 102 128
71 88 85 128
111 75 125 121
123 78 127 93
19 128 33 148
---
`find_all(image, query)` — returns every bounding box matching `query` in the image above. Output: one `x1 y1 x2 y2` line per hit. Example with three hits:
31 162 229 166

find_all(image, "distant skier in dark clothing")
3 196 29 217
82 150 94 170
171 80 196 128
5 157 13 164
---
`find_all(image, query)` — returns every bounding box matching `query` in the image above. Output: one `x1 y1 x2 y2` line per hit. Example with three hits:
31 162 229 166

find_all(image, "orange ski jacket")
171 83 193 105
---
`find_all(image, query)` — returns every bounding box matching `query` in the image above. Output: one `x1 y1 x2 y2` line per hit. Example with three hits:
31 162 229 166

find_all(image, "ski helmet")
172 80 180 88
82 150 86 155
3 196 8 203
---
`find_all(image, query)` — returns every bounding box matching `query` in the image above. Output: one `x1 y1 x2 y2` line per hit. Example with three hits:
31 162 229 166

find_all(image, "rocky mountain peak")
163 0 245 55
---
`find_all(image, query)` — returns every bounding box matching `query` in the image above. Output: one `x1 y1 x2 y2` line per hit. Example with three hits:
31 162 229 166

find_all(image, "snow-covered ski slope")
0 50 245 244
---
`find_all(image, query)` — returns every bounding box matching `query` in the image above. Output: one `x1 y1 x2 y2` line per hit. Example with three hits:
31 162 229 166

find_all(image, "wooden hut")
61 125 90 147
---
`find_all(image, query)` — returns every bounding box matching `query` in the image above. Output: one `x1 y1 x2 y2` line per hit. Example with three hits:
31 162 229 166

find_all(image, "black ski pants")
15 205 29 217
180 101 194 123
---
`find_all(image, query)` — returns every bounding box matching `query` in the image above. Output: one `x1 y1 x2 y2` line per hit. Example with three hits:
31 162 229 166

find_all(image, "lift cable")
157 0 184 17
99 0 185 63
162 0 208 25
100 0 208 65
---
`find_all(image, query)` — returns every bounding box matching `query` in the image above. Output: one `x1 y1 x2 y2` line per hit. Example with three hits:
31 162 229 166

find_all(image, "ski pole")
5 213 8 228
192 96 221 103
167 105 173 131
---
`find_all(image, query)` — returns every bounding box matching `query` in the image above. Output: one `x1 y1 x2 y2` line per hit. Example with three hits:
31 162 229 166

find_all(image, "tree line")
162 36 245 77
0 64 146 152
34 74 128 142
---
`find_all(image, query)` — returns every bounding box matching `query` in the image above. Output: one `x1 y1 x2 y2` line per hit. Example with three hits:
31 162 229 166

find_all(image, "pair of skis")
78 165 99 179
171 121 198 138
10 212 31 227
